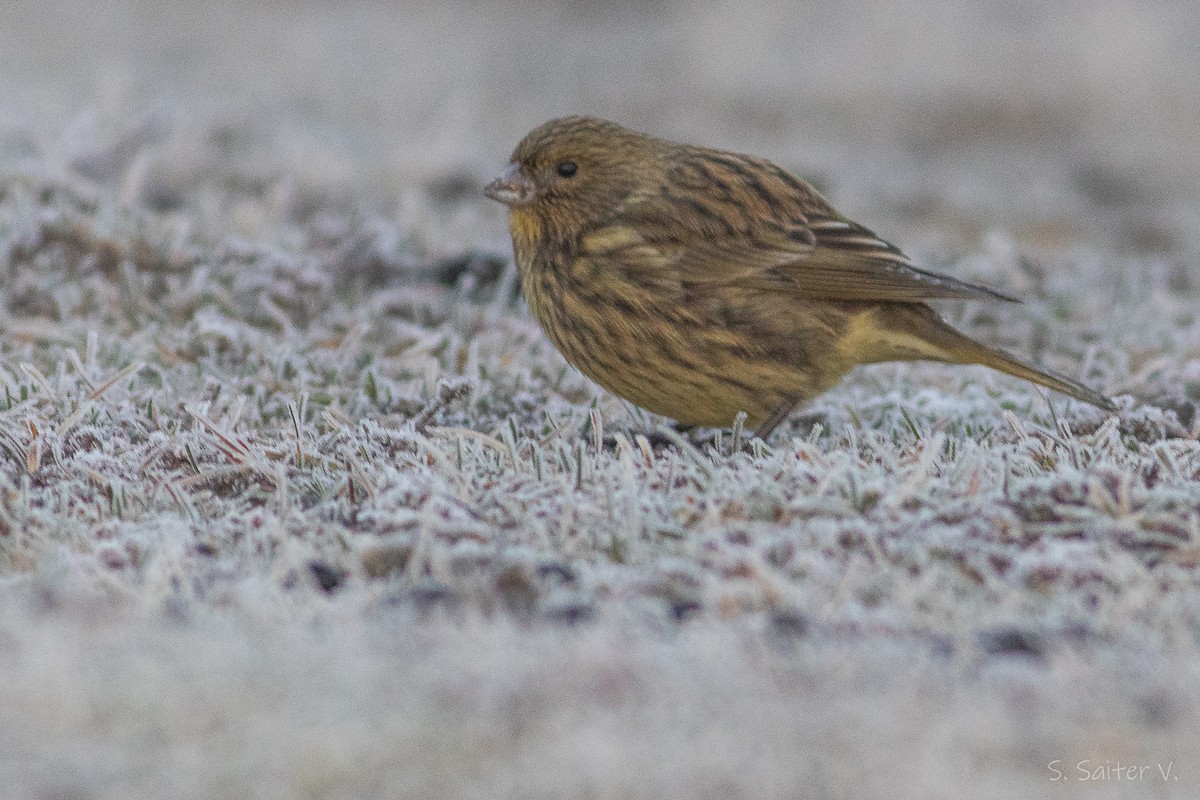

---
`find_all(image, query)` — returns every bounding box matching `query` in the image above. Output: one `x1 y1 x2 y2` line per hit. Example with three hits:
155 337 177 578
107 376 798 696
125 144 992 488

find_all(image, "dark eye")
556 160 578 178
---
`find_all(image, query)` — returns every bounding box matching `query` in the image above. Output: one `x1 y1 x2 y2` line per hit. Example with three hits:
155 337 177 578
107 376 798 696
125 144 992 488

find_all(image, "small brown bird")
485 116 1114 438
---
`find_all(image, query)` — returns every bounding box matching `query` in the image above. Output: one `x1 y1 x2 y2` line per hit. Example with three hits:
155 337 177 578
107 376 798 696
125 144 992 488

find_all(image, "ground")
1 1 1199 798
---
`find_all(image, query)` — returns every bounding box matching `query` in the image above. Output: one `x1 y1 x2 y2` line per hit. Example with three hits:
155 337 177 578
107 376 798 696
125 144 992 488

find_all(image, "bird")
484 115 1114 439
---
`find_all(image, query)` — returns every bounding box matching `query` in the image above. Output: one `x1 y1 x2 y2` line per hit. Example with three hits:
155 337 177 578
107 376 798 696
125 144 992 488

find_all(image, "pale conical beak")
483 162 536 207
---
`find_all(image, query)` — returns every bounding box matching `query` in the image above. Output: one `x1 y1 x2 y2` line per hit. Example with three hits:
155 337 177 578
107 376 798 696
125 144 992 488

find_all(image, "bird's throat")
508 209 543 255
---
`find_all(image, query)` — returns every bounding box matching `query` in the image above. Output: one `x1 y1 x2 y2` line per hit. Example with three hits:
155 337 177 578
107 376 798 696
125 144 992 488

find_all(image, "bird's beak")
484 162 536 207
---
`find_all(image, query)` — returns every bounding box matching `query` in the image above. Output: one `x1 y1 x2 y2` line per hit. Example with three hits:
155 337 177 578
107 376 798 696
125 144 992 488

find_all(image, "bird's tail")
865 305 1115 411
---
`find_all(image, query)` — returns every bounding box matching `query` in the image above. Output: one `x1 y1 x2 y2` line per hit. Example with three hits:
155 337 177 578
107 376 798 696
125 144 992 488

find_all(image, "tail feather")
948 338 1116 411
867 306 1115 411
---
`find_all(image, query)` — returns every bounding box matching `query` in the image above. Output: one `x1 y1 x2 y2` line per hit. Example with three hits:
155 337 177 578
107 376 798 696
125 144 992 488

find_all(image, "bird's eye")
556 161 578 178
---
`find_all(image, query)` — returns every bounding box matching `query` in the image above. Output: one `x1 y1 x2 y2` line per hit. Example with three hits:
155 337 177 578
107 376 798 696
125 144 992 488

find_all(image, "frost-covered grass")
2 2 1200 798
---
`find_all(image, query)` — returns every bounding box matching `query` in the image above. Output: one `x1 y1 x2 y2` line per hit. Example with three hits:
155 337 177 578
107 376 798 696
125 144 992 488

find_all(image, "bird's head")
484 116 660 232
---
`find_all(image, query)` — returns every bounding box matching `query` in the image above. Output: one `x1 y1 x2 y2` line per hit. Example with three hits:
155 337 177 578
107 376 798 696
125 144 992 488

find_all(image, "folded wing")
588 148 1017 304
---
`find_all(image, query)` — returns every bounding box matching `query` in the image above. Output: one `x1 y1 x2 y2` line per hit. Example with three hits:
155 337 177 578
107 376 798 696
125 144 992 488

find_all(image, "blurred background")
2 0 1197 261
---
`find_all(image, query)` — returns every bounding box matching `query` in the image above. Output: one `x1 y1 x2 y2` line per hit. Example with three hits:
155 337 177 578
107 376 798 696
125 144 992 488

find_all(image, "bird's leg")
628 421 697 449
599 420 699 451
754 398 800 441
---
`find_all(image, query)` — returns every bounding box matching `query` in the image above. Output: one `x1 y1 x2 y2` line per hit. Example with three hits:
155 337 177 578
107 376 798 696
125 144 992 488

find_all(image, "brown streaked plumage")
484 115 1114 438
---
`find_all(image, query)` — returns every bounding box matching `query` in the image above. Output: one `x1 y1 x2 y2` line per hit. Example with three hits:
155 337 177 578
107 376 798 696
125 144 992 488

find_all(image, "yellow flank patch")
838 311 949 363
830 311 872 361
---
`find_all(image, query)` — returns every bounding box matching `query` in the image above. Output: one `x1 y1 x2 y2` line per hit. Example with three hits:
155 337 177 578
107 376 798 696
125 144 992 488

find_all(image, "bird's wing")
589 153 1017 304
767 213 1019 303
